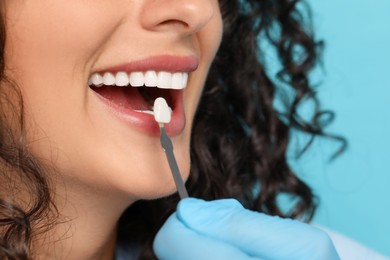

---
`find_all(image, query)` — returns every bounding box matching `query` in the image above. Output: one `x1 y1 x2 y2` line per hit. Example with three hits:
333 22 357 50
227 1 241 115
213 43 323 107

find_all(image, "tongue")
92 86 151 111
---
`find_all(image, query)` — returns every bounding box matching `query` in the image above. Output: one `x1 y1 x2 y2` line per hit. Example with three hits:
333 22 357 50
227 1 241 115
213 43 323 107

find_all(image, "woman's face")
3 1 222 202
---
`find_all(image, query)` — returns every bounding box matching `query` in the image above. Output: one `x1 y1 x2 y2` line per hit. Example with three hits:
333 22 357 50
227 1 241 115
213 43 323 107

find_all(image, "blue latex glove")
154 198 340 260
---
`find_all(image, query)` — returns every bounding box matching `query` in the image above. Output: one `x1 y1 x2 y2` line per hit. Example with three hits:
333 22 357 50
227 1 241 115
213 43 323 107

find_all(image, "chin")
101 151 191 203
139 162 191 200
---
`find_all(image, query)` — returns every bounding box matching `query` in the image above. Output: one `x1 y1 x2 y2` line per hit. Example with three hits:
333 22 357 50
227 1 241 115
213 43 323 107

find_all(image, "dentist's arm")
154 198 340 260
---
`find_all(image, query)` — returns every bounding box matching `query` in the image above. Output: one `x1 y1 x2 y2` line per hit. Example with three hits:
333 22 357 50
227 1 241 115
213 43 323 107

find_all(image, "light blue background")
290 0 390 257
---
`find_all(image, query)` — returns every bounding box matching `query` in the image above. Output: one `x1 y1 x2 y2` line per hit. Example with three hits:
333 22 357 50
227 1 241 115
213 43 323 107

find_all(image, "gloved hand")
153 198 340 260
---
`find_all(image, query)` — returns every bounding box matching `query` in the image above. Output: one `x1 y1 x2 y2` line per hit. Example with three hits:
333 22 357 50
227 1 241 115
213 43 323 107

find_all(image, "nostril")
160 19 187 27
158 19 190 31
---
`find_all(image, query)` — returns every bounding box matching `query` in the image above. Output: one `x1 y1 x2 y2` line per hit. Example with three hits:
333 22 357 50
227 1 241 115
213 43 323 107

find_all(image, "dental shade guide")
153 97 189 199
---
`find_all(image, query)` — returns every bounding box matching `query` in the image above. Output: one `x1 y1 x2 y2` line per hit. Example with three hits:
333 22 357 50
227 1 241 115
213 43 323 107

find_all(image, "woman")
0 0 343 259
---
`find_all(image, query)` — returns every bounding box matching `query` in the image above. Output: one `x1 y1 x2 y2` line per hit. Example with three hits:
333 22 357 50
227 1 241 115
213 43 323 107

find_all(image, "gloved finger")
177 198 340 260
153 212 262 260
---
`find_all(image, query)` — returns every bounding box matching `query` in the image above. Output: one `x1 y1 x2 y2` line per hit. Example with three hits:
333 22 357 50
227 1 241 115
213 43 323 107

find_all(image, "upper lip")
93 55 199 74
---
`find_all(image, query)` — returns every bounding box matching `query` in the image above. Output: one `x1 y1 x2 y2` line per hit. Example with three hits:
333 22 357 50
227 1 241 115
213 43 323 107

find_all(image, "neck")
34 182 134 260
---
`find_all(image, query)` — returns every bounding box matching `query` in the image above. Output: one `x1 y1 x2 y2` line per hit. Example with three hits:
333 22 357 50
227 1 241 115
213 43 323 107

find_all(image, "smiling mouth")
88 70 188 113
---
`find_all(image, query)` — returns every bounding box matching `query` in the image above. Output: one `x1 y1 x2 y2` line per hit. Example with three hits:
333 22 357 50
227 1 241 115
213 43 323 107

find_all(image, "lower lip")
92 90 186 136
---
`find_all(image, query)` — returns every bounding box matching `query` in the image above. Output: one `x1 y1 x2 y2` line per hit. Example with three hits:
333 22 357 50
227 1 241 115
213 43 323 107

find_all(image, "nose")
140 0 215 34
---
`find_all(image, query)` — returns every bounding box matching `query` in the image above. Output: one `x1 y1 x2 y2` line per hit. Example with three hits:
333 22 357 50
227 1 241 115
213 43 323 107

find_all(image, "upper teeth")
88 71 188 89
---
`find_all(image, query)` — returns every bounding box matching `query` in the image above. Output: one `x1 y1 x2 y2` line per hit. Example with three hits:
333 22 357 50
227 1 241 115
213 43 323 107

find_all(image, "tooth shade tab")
88 71 188 89
153 97 172 124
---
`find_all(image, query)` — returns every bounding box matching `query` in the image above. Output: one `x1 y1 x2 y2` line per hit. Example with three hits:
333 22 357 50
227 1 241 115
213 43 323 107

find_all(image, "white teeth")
172 72 187 89
89 71 189 89
129 72 144 87
103 72 115 85
157 71 172 89
144 71 158 87
182 73 188 88
115 72 129 87
90 73 104 87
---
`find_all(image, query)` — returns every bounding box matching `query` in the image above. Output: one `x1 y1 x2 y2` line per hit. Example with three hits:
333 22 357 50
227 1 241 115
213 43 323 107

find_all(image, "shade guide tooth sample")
153 97 171 124
153 97 189 199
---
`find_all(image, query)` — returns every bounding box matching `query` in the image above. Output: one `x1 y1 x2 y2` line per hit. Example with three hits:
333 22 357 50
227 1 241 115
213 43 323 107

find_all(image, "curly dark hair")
0 0 343 259
0 4 58 259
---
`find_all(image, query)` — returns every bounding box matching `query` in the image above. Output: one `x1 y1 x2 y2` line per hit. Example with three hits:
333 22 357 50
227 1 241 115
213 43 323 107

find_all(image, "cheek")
3 1 122 156
209 1 224 55
184 11 223 123
4 1 120 80
199 2 223 86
